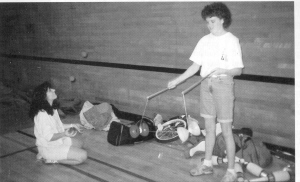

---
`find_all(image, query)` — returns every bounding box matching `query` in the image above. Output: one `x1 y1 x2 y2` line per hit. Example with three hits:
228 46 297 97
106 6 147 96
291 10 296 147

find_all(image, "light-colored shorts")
38 137 72 161
200 75 235 123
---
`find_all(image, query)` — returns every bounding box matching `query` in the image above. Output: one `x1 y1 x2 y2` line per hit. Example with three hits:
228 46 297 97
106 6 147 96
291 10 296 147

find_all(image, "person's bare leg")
204 117 216 161
220 122 237 182
71 137 84 148
190 117 216 176
58 147 87 165
220 122 235 170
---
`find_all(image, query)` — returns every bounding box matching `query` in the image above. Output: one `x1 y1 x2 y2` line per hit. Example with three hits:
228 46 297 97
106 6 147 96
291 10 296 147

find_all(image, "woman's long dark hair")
29 81 59 119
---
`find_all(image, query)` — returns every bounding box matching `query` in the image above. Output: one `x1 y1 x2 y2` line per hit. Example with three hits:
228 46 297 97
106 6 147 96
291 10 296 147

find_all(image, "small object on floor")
129 124 140 138
153 113 163 126
157 152 163 159
43 159 58 164
186 116 201 136
157 123 163 131
235 163 245 182
177 127 189 143
243 162 267 177
211 155 228 165
36 153 58 165
139 122 149 136
249 170 290 182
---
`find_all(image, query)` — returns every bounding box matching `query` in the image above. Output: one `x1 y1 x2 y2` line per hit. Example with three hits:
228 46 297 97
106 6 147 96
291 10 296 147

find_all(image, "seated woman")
29 81 87 165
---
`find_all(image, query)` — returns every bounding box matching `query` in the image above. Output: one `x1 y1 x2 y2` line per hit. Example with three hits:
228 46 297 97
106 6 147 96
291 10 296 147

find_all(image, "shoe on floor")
43 159 58 164
221 171 237 182
190 163 213 176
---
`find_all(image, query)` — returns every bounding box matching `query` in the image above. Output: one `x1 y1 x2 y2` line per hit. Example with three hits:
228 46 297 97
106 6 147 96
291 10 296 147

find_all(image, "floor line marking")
16 129 156 182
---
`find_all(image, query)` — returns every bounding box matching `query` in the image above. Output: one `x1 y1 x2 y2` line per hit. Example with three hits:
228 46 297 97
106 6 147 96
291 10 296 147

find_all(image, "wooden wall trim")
1 53 294 85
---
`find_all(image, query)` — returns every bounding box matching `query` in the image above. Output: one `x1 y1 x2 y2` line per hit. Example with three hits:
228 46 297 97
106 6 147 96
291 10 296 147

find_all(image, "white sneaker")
44 159 58 164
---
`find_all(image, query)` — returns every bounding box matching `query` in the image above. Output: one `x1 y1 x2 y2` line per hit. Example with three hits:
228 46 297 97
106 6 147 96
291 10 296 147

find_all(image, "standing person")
168 2 244 182
29 81 87 165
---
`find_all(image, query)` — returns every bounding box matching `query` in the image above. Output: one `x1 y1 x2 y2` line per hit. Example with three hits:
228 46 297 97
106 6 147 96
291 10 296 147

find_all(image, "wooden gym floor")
0 114 295 182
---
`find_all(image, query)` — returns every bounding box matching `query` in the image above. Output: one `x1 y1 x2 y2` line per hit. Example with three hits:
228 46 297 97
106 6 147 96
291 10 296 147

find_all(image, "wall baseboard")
1 53 294 85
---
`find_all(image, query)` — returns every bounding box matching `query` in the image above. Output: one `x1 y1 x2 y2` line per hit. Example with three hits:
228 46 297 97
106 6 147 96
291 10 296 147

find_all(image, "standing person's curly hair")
29 81 59 118
201 2 232 29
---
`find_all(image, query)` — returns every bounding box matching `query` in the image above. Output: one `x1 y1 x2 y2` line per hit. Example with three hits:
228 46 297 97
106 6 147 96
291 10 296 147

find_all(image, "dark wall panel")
0 2 294 77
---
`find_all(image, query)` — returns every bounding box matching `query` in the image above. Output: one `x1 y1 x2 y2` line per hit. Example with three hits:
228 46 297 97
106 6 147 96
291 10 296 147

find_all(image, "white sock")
203 159 212 167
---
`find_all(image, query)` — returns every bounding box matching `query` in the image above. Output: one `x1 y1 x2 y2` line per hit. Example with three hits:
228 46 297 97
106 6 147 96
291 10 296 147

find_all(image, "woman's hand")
72 124 84 133
168 63 201 89
168 79 179 89
65 127 77 137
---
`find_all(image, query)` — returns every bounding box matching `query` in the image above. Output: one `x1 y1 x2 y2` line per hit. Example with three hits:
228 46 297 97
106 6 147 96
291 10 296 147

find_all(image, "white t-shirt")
189 32 244 77
34 109 65 147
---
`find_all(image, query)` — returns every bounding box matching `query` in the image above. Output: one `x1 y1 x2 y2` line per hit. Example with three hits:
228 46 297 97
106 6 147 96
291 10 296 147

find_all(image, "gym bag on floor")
212 128 273 168
107 121 135 146
107 117 156 146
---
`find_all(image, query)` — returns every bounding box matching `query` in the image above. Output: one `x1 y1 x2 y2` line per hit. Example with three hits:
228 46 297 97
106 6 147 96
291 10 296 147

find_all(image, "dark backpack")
213 128 273 168
107 117 155 146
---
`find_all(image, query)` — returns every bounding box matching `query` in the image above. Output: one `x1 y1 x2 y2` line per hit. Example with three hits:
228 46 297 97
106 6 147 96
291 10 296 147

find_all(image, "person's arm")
168 62 200 89
36 111 76 142
63 123 84 133
53 110 83 133
50 129 77 141
50 132 67 141
63 123 75 129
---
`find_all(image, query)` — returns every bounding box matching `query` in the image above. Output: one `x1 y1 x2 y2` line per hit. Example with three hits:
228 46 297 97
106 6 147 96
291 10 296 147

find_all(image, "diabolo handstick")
211 156 243 165
235 163 245 182
249 170 290 182
243 162 267 177
211 155 228 165
181 75 210 95
147 88 169 100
